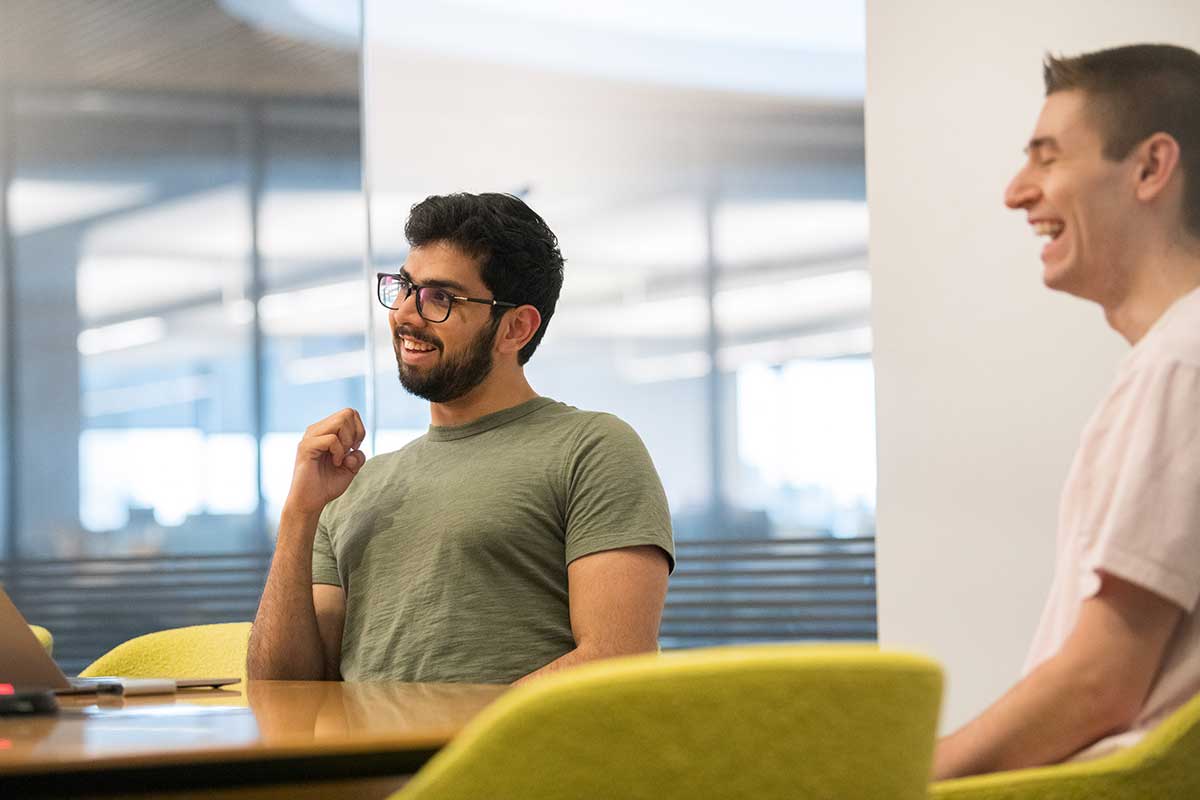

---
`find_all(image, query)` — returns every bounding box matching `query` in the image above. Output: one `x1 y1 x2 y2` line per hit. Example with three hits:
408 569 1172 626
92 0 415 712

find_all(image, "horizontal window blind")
661 536 877 649
1 554 271 676
1 536 876 674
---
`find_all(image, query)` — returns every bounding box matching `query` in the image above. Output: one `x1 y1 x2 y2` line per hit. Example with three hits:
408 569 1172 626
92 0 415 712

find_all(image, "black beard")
396 317 500 403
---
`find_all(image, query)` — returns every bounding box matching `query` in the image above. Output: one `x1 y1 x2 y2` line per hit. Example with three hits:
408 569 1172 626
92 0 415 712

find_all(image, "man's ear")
1133 132 1182 205
496 305 542 358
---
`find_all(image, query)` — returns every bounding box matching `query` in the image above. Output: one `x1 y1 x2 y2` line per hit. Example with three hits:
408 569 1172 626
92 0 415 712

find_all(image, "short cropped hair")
405 193 565 365
1044 44 1200 239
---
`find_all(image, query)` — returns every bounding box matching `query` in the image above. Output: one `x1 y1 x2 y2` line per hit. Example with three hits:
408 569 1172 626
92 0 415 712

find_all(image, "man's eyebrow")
1023 136 1059 156
396 267 469 294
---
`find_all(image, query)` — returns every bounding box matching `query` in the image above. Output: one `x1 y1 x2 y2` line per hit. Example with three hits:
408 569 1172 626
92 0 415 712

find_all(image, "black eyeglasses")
376 272 518 324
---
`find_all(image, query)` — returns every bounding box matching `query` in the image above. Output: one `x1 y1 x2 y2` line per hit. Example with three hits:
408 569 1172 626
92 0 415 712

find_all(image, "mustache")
394 326 442 350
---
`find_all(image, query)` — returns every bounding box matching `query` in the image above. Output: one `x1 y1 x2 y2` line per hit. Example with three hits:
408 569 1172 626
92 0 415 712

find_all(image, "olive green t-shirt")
311 397 675 684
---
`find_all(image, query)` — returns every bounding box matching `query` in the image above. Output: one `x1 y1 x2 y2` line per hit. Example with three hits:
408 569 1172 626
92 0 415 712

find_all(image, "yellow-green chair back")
931 690 1200 800
79 622 252 684
393 644 943 800
29 624 53 656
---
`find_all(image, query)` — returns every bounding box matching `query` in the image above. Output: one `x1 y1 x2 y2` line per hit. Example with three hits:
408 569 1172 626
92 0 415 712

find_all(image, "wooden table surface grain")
0 680 509 796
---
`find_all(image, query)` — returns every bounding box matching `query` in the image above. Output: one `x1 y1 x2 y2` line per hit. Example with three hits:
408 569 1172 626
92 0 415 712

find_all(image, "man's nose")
1004 165 1039 210
389 289 424 328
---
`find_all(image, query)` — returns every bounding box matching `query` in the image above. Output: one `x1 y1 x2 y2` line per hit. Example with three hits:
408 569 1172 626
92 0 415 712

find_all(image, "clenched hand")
283 408 367 517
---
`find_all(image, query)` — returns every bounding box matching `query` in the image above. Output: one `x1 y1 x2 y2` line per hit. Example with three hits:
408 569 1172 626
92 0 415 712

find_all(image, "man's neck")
1103 242 1200 345
428 370 539 428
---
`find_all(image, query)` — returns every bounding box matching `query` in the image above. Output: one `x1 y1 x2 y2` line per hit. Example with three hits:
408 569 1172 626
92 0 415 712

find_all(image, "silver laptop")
0 585 238 695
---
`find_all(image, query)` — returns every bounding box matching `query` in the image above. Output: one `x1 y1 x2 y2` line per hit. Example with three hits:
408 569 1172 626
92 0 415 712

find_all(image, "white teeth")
1033 221 1065 238
401 338 435 352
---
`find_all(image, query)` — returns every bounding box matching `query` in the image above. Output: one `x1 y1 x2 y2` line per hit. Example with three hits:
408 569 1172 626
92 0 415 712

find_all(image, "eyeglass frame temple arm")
377 272 519 310
460 297 519 309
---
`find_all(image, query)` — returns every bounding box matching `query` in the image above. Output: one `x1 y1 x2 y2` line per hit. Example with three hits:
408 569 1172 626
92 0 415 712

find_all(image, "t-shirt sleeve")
1086 360 1200 611
563 414 675 572
311 511 343 588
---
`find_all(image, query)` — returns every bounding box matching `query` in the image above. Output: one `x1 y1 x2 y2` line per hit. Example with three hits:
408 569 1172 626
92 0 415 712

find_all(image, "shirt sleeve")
1086 360 1200 611
563 413 676 572
311 512 343 588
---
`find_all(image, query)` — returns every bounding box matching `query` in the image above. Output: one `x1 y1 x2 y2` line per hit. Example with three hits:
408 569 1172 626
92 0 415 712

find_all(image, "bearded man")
248 193 675 684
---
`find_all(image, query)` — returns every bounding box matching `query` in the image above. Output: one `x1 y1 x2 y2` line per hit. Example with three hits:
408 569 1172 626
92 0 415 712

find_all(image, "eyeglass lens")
379 276 454 322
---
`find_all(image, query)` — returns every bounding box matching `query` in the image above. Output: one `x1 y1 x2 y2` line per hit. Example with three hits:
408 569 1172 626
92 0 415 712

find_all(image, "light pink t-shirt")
1023 285 1200 762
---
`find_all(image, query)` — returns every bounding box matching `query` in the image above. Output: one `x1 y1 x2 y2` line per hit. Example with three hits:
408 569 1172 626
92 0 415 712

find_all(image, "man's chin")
1042 262 1101 304
397 375 437 402
397 362 429 389
1041 259 1072 292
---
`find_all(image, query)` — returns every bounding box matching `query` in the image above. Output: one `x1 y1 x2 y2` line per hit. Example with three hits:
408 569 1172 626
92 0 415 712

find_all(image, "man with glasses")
248 193 675 684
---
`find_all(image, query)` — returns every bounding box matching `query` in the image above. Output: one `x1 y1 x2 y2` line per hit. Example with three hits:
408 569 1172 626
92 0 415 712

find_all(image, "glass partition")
259 103 367 535
0 0 872 668
363 0 873 646
0 0 363 671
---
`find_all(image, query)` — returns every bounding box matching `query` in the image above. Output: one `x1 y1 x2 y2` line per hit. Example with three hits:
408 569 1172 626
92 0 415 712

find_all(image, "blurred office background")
0 0 873 672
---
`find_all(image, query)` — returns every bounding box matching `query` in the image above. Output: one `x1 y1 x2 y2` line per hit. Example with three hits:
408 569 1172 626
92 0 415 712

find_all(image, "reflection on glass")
363 0 873 647
10 107 253 558
365 0 870 542
260 112 367 537
5 25 363 557
1 1 363 672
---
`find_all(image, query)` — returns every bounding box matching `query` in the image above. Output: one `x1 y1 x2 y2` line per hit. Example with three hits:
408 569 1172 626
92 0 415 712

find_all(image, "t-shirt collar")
1127 284 1200 359
426 396 556 442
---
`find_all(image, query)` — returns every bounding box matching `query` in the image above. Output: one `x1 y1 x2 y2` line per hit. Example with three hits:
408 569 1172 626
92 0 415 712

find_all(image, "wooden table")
0 680 509 798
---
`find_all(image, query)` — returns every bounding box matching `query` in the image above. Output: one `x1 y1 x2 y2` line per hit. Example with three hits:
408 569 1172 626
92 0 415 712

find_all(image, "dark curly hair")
405 193 565 365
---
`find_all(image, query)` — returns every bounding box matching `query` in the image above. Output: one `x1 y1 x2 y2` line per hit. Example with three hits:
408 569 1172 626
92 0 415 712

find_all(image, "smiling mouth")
395 327 441 352
399 337 438 353
1033 221 1065 240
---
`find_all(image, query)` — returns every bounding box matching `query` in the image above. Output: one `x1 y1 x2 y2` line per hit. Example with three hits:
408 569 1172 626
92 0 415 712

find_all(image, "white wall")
868 2 1200 730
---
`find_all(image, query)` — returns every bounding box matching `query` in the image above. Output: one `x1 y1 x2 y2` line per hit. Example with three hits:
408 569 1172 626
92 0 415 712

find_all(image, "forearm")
515 638 657 685
516 547 669 685
247 508 329 680
933 654 1131 779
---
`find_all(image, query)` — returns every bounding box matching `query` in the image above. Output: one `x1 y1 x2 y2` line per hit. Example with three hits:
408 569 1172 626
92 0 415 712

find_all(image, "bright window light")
203 435 258 515
285 350 367 385
9 178 153 236
82 375 209 418
737 359 876 517
80 431 263 533
732 358 878 538
77 317 167 356
258 280 362 321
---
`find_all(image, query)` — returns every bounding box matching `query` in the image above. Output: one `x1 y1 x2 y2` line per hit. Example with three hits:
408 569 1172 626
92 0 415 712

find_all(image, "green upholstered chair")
931 690 1200 800
29 624 53 656
392 644 943 800
79 622 252 684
